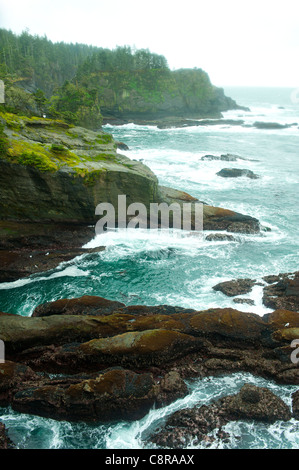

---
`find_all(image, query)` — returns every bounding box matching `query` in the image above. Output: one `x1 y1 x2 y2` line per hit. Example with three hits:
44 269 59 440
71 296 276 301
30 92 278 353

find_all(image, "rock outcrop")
157 186 260 234
0 222 104 282
253 121 297 130
263 272 299 312
217 168 259 179
0 112 262 283
150 384 292 448
292 390 299 419
93 68 247 123
1 295 299 424
32 295 125 318
213 272 299 312
0 112 158 224
213 279 256 296
0 423 15 449
11 368 187 422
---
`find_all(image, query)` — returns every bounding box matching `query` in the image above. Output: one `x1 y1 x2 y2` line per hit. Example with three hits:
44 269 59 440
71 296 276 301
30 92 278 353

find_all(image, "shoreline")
0 280 298 447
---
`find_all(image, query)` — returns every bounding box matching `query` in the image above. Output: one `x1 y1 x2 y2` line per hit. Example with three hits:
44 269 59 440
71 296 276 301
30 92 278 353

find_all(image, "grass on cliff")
0 109 120 174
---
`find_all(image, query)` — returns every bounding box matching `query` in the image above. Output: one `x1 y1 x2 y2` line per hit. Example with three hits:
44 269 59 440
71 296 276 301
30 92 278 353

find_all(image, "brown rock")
222 383 291 422
292 390 299 419
32 295 125 317
189 308 267 344
265 309 299 329
150 384 291 448
11 368 187 422
78 329 202 368
0 361 39 405
0 423 15 449
0 222 99 283
213 279 256 297
263 272 299 312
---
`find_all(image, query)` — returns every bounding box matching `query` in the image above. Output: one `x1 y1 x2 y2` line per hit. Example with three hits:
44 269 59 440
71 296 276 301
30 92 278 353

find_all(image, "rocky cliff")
75 68 247 125
0 110 261 282
0 111 259 231
0 111 158 223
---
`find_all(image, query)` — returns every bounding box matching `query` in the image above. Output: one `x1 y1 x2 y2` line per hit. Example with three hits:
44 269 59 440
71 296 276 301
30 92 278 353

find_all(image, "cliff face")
0 111 259 236
0 112 158 224
88 68 243 122
98 70 244 119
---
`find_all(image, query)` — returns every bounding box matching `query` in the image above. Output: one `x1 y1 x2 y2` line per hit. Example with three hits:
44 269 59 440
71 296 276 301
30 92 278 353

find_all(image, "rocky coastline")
0 270 298 447
0 112 261 283
102 116 298 131
0 111 298 450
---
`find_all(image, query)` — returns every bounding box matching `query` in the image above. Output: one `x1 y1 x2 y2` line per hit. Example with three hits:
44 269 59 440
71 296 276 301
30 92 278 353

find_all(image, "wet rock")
0 222 102 283
253 121 296 129
3 302 299 387
213 278 256 297
221 153 258 162
32 298 196 319
188 308 267 344
150 402 227 448
149 384 291 448
156 119 245 129
233 298 255 306
0 361 40 405
155 371 188 406
115 141 129 150
11 368 187 422
263 275 281 284
205 233 236 242
217 168 259 179
202 205 260 234
69 329 203 370
0 423 15 449
201 154 238 161
2 307 270 362
264 309 299 329
0 246 105 283
0 313 139 354
32 295 125 317
222 383 291 422
201 153 257 162
263 272 299 312
291 390 299 419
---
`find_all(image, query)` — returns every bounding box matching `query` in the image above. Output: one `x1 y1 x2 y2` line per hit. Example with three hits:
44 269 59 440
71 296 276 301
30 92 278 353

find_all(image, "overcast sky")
1 0 298 87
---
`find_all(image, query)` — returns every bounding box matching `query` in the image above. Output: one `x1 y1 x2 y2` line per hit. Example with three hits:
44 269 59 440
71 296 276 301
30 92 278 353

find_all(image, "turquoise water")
0 87 298 448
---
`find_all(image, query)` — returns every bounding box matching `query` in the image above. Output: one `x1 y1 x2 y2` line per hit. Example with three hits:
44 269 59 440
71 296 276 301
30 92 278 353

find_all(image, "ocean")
0 87 298 449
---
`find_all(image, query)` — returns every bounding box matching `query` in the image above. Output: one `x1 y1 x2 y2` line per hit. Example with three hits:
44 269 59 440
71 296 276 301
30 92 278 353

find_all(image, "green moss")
66 131 79 139
6 140 57 172
96 133 113 144
18 151 58 172
82 169 105 186
93 153 116 161
0 124 9 158
48 145 81 167
5 139 81 172
0 111 23 130
50 143 66 152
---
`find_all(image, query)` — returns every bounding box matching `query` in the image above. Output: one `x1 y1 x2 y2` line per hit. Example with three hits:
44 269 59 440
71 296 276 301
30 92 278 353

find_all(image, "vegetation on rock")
0 29 241 128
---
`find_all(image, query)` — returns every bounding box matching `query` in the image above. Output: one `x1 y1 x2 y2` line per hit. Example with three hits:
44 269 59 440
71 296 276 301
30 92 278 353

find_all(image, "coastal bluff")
0 111 260 282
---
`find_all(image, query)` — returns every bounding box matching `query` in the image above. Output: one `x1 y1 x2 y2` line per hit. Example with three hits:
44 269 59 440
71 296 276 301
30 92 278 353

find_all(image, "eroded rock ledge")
213 271 299 312
0 295 298 429
149 384 293 448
